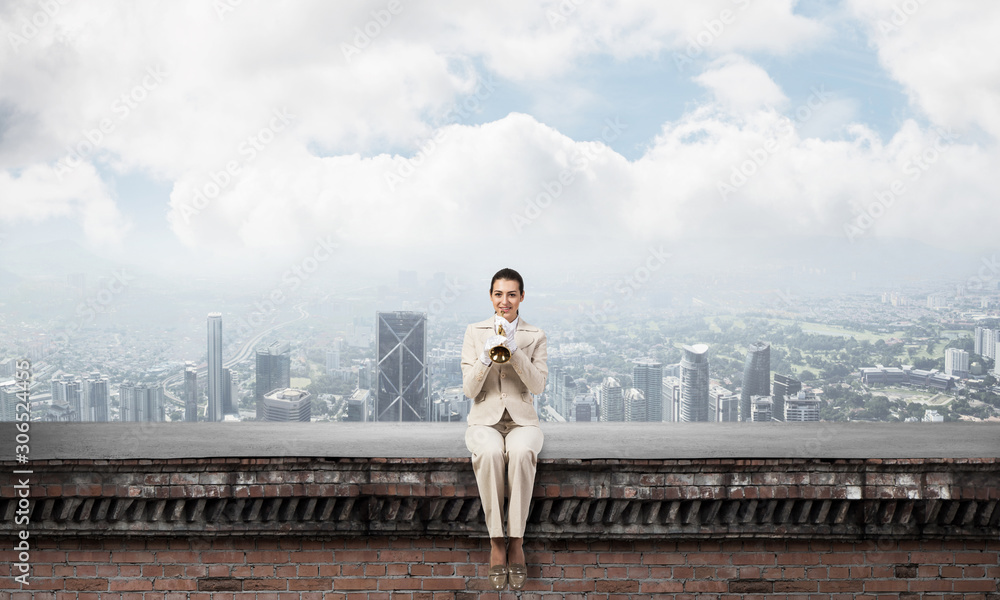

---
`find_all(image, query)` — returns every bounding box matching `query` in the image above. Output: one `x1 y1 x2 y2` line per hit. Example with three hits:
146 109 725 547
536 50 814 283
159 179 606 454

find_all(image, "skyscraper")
0 383 19 421
740 342 770 422
326 339 341 372
562 376 578 418
255 341 291 419
600 376 624 422
261 388 312 422
772 374 802 423
85 372 109 422
548 364 563 409
375 311 428 421
346 389 371 422
624 388 646 422
750 395 773 422
663 376 681 422
632 359 663 422
710 386 739 422
222 367 236 414
120 383 145 422
945 348 969 377
52 375 83 422
785 391 820 421
184 365 198 422
680 344 710 422
572 393 599 422
120 384 165 422
207 313 223 422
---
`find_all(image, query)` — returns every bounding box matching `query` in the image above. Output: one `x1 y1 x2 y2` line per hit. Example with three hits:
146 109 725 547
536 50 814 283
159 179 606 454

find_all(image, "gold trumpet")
489 321 512 363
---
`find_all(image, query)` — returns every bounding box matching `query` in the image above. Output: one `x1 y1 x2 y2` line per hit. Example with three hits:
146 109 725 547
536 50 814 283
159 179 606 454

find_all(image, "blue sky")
0 0 997 279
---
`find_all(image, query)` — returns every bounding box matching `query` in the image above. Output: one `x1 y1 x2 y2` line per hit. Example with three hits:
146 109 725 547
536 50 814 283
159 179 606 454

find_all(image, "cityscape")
3 257 999 427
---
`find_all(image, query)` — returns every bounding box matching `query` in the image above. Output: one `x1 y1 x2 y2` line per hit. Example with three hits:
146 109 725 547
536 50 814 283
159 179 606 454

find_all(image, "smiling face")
491 278 524 322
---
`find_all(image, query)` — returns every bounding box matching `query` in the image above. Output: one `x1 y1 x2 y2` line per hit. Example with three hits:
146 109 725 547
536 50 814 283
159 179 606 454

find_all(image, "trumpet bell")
489 344 511 363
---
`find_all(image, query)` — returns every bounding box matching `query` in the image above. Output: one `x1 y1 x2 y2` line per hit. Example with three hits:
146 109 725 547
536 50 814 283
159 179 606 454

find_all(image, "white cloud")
0 0 996 266
694 55 789 113
847 0 1000 139
0 163 130 245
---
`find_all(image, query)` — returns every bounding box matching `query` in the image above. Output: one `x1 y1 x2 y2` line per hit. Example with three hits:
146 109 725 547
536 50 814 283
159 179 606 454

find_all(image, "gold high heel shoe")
488 564 508 590
508 563 527 590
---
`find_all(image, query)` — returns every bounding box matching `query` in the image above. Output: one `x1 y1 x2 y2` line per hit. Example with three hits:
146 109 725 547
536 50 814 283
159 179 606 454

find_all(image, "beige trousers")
465 409 544 538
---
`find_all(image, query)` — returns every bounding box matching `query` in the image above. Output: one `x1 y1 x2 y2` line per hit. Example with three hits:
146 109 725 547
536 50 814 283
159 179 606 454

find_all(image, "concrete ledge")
2 421 999 461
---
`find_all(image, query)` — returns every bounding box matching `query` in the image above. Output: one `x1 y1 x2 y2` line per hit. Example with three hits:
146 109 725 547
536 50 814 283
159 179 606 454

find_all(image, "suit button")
501 393 506 399
501 373 506 379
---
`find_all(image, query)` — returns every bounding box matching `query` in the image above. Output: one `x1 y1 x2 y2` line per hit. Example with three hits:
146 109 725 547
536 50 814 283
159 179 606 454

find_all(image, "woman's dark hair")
490 268 524 294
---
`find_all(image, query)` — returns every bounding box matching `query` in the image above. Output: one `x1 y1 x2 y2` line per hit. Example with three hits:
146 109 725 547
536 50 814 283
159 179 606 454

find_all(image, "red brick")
287 579 331 591
243 579 285 591
864 580 909 592
420 578 465 590
641 581 684 593
379 578 420 590
908 580 953 592
732 553 776 565
65 579 108 591
819 581 863 593
595 580 639 593
333 579 376 591
953 580 998 592
685 580 727 593
956 552 998 564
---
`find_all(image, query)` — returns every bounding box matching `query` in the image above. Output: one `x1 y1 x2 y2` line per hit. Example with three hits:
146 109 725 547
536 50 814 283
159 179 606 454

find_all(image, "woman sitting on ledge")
461 267 548 591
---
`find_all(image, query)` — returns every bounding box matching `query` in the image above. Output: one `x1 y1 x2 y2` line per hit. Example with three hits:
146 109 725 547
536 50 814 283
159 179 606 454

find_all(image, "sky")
0 0 998 284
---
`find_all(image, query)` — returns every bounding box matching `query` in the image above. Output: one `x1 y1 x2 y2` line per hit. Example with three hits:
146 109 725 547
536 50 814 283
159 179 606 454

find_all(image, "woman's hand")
481 334 508 364
504 328 518 353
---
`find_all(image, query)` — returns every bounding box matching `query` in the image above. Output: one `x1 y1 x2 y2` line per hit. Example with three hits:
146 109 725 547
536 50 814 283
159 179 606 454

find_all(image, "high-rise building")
121 384 165 422
184 366 198 422
0 358 15 378
709 386 739 422
326 339 341 373
785 391 820 421
222 367 236 414
624 388 646 422
750 395 773 422
663 376 681 422
1 383 19 421
255 341 291 419
52 375 83 422
975 327 986 356
633 359 663 422
120 383 145 422
346 389 371 422
572 393 599 422
680 344 710 422
375 311 428 421
772 374 802 422
600 376 624 422
207 313 224 422
261 388 311 422
357 358 373 390
944 348 969 377
563 377 578 418
432 387 468 422
548 364 563 409
84 371 109 422
740 342 770 422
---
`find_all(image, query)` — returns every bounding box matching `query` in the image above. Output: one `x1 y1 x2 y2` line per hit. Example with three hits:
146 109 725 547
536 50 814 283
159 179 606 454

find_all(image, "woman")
461 267 547 591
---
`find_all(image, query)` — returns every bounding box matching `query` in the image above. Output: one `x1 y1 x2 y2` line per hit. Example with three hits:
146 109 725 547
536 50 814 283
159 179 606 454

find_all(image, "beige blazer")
461 315 548 427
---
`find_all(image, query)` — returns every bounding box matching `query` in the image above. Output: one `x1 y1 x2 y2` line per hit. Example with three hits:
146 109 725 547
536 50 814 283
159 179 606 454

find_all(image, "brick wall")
2 535 998 598
2 423 999 598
